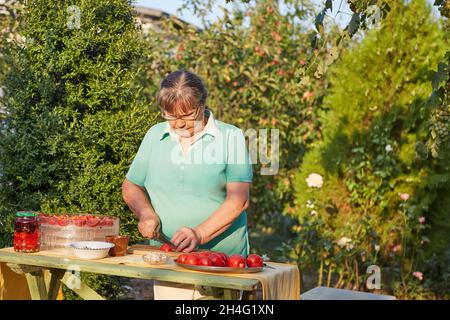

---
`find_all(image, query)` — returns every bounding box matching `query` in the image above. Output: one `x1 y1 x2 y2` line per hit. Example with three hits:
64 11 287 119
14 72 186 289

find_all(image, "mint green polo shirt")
126 112 253 256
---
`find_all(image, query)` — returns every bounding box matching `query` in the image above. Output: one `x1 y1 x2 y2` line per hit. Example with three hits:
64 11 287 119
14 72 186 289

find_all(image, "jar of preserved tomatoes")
13 211 40 253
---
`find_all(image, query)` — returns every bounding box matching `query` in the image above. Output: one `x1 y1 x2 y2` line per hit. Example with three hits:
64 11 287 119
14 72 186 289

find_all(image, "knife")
263 263 276 270
155 231 178 251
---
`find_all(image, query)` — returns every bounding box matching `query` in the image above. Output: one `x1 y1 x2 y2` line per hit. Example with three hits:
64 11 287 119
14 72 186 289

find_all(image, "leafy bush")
0 0 158 298
288 0 450 298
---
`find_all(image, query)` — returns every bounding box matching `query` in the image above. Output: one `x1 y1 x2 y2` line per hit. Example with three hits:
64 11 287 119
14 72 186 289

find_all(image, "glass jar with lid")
13 211 40 253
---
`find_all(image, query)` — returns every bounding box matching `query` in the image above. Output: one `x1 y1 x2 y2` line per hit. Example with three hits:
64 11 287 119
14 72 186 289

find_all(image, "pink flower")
392 244 401 253
412 271 423 281
302 91 314 100
418 216 426 224
400 193 410 201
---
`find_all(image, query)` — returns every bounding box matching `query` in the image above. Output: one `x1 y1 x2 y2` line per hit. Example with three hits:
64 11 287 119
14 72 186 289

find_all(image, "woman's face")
163 107 204 138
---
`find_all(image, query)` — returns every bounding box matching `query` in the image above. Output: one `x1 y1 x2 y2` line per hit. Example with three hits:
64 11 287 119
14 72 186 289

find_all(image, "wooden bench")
301 286 395 300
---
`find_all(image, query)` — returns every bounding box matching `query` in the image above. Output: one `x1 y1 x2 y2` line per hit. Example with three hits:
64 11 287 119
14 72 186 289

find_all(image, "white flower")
337 237 352 248
306 200 315 208
306 173 323 188
385 144 393 152
310 210 318 216
374 245 380 251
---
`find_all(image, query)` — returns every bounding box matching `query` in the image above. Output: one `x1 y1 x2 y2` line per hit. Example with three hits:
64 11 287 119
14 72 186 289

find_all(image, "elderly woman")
122 70 253 299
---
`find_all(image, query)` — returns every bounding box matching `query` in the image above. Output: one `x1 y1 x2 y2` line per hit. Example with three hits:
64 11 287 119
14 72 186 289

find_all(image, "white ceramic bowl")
69 241 115 260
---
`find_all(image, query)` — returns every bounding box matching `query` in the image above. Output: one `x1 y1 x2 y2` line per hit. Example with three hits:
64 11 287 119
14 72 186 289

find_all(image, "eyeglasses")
160 107 204 121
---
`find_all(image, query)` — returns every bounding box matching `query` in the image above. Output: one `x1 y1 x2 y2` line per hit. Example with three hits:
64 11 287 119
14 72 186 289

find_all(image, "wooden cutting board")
127 244 180 257
127 244 207 257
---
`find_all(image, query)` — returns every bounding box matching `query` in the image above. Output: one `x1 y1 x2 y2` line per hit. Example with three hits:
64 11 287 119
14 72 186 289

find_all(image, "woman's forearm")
122 179 158 221
194 197 249 245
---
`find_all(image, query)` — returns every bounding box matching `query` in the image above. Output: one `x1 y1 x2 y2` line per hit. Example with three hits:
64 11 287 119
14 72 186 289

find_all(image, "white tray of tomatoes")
174 251 266 273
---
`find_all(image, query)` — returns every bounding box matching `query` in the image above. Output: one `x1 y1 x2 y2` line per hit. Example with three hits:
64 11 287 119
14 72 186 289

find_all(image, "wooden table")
0 248 260 300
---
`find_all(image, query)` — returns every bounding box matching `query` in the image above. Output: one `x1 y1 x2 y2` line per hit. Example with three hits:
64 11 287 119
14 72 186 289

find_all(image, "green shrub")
0 0 158 298
289 0 450 298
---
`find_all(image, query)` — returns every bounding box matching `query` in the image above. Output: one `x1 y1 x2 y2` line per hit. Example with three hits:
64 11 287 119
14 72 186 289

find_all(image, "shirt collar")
159 109 219 141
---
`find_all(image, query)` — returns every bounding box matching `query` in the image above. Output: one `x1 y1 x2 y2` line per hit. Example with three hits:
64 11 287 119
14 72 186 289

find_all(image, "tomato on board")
160 243 173 252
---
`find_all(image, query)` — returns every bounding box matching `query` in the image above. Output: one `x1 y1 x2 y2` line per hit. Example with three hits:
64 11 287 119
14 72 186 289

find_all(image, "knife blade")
155 232 178 250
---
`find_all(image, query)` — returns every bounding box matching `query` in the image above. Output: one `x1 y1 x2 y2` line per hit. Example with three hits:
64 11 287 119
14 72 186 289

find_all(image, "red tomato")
186 254 200 266
198 251 212 257
177 254 189 264
48 216 58 225
216 252 228 263
86 216 100 227
160 243 173 252
227 254 246 268
199 257 213 266
209 253 226 267
246 254 264 268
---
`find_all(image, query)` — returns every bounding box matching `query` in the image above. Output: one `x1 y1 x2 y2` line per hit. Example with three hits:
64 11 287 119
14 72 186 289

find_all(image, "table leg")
6 264 49 300
223 288 240 300
46 269 66 300
25 270 48 300
242 289 257 300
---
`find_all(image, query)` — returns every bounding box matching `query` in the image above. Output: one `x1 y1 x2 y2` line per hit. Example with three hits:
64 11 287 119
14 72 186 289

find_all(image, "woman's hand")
138 215 160 239
171 226 202 252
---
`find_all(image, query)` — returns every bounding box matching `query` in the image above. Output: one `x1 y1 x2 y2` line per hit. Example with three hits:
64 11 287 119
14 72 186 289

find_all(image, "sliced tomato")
73 216 86 227
48 216 58 225
57 215 71 226
86 216 100 227
99 217 107 226
105 218 114 227
99 217 114 227
38 215 49 224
